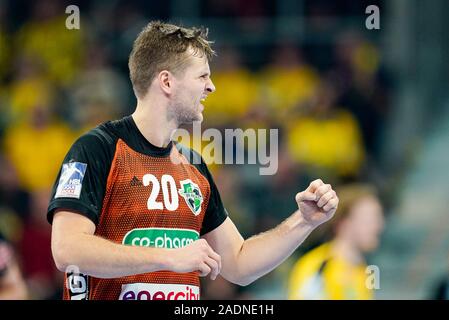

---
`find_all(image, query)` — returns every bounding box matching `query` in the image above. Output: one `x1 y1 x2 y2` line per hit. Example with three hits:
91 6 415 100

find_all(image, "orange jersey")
47 116 227 300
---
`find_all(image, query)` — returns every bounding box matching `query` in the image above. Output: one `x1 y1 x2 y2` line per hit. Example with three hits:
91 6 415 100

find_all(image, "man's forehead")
186 46 209 63
185 53 210 73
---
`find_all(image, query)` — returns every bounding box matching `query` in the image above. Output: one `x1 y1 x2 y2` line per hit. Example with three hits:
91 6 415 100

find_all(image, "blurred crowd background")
1 0 449 299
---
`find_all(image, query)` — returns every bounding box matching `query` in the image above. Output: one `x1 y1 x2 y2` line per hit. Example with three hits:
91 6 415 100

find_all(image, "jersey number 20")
143 174 179 211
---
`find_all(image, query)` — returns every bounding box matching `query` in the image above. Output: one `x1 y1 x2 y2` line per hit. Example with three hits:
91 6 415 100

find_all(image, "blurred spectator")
2 95 76 191
213 166 254 238
7 55 54 123
203 46 258 127
0 154 29 254
241 141 304 226
0 0 11 84
429 253 449 300
286 78 365 179
87 1 148 67
258 44 319 122
288 184 384 299
0 154 30 223
18 189 61 299
0 229 28 299
333 31 391 158
14 0 85 86
70 42 130 131
430 273 449 300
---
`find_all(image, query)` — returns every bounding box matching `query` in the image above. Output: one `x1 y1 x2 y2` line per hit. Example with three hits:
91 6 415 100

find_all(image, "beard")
168 95 203 125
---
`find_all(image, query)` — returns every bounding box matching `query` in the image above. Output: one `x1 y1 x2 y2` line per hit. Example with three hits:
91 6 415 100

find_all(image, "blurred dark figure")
259 44 319 123
0 154 30 222
431 278 449 299
332 31 391 159
18 189 61 299
286 78 366 181
70 42 129 131
0 230 28 299
430 264 449 300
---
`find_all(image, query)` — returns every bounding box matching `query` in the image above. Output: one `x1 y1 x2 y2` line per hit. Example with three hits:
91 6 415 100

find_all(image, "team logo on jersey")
55 162 87 199
178 179 203 216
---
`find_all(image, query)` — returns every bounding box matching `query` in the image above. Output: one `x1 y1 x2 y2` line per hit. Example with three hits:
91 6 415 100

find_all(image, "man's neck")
132 100 177 148
331 237 364 265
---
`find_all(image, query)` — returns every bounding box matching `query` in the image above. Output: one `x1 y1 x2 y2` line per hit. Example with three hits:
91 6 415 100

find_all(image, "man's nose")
206 79 216 93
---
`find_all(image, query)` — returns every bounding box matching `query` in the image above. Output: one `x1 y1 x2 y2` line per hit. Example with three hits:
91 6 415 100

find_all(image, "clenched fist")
295 179 339 227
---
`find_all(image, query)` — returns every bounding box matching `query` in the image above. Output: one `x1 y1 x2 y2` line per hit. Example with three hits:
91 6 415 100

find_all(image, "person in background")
288 184 384 300
429 255 449 300
0 230 28 299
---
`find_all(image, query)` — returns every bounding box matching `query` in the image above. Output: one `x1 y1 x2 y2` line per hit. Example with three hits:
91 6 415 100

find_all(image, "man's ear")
158 70 173 95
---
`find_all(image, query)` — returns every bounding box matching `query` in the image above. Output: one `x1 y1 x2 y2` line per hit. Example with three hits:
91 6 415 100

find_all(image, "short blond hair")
128 21 216 98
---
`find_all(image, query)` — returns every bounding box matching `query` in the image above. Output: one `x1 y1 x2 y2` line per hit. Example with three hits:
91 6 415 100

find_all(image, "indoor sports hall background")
1 0 448 299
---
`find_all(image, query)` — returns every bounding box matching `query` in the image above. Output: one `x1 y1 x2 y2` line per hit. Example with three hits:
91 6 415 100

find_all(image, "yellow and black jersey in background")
288 243 373 300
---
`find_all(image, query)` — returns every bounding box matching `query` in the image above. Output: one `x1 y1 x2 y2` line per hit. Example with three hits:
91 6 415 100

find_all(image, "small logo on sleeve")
55 162 87 199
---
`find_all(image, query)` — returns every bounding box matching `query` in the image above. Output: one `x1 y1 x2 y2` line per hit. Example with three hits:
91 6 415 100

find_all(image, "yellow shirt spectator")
287 109 365 177
15 16 84 85
288 243 372 300
8 76 55 122
259 65 319 120
202 69 258 125
3 120 76 191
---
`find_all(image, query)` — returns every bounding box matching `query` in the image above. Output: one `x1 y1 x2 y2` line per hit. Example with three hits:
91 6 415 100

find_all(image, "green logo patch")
123 228 199 249
178 179 203 216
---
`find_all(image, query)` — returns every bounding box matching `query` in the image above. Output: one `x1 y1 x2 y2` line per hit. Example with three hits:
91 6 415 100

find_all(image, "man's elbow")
54 259 69 273
230 279 251 287
234 277 257 287
52 239 77 273
52 246 69 272
225 271 257 287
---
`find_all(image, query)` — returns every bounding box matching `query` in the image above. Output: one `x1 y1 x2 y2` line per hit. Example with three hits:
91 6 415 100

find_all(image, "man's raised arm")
202 179 338 286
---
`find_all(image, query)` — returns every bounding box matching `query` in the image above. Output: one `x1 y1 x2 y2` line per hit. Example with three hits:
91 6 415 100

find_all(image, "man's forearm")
52 233 172 278
235 210 316 286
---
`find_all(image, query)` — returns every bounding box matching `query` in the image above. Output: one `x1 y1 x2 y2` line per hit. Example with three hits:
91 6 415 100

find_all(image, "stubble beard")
168 96 202 126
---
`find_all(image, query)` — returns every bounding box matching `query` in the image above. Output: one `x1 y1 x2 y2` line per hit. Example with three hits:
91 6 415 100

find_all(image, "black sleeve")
47 126 117 226
198 160 228 235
